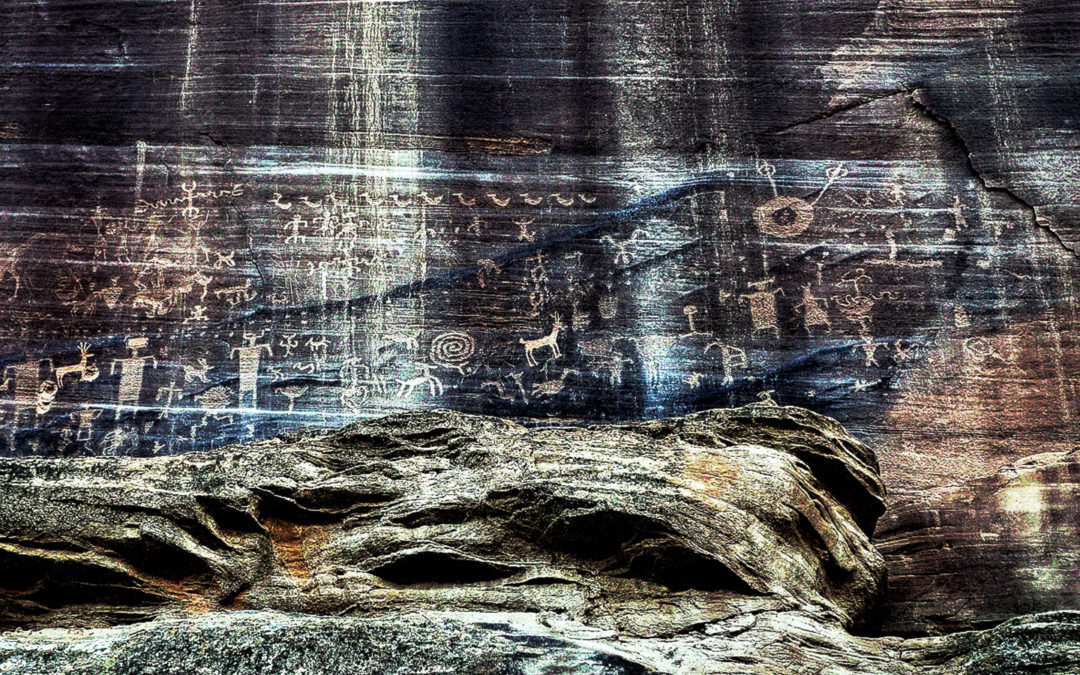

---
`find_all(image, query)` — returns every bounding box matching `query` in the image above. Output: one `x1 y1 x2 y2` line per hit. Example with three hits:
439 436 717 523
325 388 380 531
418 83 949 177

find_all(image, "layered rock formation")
0 405 1077 673
877 449 1080 636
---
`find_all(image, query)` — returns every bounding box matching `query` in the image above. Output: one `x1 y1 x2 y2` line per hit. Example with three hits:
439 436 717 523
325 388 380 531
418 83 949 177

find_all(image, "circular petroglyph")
753 196 814 238
430 331 476 370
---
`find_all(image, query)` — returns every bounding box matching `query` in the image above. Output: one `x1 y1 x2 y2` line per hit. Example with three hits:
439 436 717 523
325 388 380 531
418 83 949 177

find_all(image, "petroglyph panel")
0 0 1077 506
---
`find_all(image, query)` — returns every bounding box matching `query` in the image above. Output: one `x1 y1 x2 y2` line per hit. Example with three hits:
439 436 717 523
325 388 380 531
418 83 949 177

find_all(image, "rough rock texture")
876 448 1080 636
1 405 1079 672
0 405 884 635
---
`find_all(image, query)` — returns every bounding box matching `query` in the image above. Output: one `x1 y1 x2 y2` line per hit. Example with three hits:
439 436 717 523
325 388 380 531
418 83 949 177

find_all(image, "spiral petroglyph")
430 331 476 374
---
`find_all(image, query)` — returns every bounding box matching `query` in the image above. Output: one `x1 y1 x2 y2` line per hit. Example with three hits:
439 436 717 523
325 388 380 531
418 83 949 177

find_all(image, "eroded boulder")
0 405 885 638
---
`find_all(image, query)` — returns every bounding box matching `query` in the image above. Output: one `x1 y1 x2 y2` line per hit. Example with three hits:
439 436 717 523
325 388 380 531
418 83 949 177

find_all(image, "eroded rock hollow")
0 405 1077 673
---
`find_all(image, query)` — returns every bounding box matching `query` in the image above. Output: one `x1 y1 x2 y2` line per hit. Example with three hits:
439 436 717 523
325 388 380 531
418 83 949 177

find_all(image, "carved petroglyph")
744 279 783 336
631 335 679 384
520 315 565 367
395 362 444 398
430 331 476 376
795 285 831 334
231 331 272 408
753 161 846 237
112 338 157 408
705 341 748 385
52 343 100 388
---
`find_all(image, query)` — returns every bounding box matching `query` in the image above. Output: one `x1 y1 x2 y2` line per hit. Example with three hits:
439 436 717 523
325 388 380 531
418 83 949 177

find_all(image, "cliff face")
0 406 1077 674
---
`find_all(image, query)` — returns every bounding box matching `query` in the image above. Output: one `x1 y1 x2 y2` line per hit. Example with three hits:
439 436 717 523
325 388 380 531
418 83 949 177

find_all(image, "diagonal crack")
765 89 916 135
766 86 1079 262
906 89 1079 261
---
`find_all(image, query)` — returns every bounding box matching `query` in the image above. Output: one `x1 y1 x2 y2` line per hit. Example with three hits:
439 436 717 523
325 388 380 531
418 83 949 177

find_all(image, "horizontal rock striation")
877 448 1080 636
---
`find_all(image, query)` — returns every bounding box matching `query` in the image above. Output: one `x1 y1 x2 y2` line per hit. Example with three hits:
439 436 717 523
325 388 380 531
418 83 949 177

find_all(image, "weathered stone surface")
876 449 1080 636
0 405 885 637
2 608 1080 674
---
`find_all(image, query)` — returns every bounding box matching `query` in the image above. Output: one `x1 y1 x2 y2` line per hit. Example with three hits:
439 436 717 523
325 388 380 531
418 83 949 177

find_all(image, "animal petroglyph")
520 315 566 366
396 362 444 398
52 342 100 388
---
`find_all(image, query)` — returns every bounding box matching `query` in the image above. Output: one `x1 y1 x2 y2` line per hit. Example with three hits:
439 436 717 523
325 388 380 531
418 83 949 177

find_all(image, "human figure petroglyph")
743 279 783 336
179 182 201 221
231 331 272 408
521 314 566 366
8 362 42 413
396 362 444 398
112 337 157 408
858 335 881 367
278 333 299 358
283 215 307 246
838 267 871 297
316 211 339 238
795 284 831 334
516 218 536 243
852 378 879 393
155 380 184 419
683 372 704 389
276 385 309 413
631 334 679 384
578 338 631 386
188 270 212 301
0 234 42 301
52 342 100 388
306 334 329 360
680 305 708 339
72 405 102 442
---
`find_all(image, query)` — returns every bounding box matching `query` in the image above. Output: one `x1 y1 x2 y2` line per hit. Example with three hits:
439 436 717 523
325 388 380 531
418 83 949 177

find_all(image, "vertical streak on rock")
180 0 200 116
331 0 425 412
982 1 1075 424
